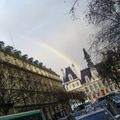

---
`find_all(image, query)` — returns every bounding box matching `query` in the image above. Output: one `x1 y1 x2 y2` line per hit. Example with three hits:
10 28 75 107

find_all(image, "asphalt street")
108 100 120 115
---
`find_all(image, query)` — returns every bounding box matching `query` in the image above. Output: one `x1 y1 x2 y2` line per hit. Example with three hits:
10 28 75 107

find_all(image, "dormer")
0 41 5 49
85 75 90 83
5 45 14 53
34 60 39 66
63 67 78 83
14 50 21 58
68 74 73 81
39 62 43 67
22 54 28 60
28 57 34 63
80 68 92 84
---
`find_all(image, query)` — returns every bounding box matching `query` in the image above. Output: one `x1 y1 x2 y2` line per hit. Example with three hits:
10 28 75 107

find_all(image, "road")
107 100 120 115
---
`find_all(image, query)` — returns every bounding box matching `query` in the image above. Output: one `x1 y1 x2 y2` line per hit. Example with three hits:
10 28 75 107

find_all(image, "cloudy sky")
0 0 94 77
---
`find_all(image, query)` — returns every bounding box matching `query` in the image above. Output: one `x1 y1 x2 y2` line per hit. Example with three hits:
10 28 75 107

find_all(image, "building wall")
0 50 60 81
0 48 70 120
79 69 117 102
64 78 81 91
63 66 117 102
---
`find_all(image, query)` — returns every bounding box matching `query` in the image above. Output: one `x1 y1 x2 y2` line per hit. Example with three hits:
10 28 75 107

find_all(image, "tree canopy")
85 0 120 86
86 0 120 51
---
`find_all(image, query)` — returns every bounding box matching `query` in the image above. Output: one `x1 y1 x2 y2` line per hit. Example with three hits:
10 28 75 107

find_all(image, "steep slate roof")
63 67 78 83
80 68 92 84
94 63 101 74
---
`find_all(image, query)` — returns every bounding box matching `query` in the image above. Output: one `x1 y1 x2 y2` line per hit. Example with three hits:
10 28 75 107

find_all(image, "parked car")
76 108 120 120
93 100 108 110
113 95 120 107
85 104 95 113
58 111 80 120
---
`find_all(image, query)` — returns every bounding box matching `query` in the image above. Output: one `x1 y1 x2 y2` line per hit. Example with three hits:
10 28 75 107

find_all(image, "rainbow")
41 42 81 70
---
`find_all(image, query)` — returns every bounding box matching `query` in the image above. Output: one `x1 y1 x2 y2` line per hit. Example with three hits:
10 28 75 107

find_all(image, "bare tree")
84 0 120 86
68 91 86 103
0 64 20 115
96 48 120 88
86 0 120 52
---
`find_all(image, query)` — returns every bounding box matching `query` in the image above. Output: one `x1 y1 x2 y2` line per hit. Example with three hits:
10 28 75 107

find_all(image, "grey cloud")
0 0 94 75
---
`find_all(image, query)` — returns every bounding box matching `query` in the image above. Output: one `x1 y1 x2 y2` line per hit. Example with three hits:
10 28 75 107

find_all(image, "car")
85 104 95 113
76 108 119 120
58 116 67 120
93 100 108 110
113 96 120 107
58 111 80 120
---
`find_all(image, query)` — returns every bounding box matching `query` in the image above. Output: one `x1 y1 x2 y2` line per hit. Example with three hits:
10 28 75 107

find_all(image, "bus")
0 110 46 120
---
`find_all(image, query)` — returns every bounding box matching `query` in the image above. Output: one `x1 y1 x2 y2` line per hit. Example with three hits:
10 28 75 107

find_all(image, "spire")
83 48 94 68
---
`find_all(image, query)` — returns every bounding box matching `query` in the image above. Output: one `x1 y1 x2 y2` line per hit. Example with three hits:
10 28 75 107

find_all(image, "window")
69 85 71 89
90 85 94 91
68 74 73 81
91 68 99 79
72 84 75 88
85 87 89 92
65 85 68 90
98 81 103 88
76 82 79 86
85 75 90 82
94 83 98 89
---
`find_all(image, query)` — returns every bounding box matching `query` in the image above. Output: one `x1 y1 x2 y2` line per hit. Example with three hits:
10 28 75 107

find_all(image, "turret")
83 48 94 68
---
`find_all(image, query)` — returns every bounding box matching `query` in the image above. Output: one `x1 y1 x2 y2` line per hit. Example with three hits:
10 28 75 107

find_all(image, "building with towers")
62 48 117 102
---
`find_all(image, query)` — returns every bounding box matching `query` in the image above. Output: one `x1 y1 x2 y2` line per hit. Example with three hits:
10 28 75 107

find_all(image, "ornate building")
62 66 81 92
0 41 71 120
62 48 117 102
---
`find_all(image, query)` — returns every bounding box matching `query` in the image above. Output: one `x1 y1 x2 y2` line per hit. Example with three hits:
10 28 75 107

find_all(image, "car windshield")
114 96 120 100
85 105 91 108
94 102 106 108
79 110 114 120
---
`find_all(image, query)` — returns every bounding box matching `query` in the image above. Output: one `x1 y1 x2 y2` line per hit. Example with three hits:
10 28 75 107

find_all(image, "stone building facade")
0 41 71 120
62 48 117 102
62 66 82 92
80 67 116 101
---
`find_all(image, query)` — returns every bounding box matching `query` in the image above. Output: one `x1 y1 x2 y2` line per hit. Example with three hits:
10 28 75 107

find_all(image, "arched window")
91 68 99 79
85 75 90 82
65 85 68 90
68 74 73 81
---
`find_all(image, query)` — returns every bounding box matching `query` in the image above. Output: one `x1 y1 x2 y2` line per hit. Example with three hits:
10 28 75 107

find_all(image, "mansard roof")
63 67 78 83
0 41 59 77
80 68 92 84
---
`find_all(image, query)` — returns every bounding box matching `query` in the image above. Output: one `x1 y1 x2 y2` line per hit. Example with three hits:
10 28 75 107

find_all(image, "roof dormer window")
68 74 73 81
85 75 90 82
